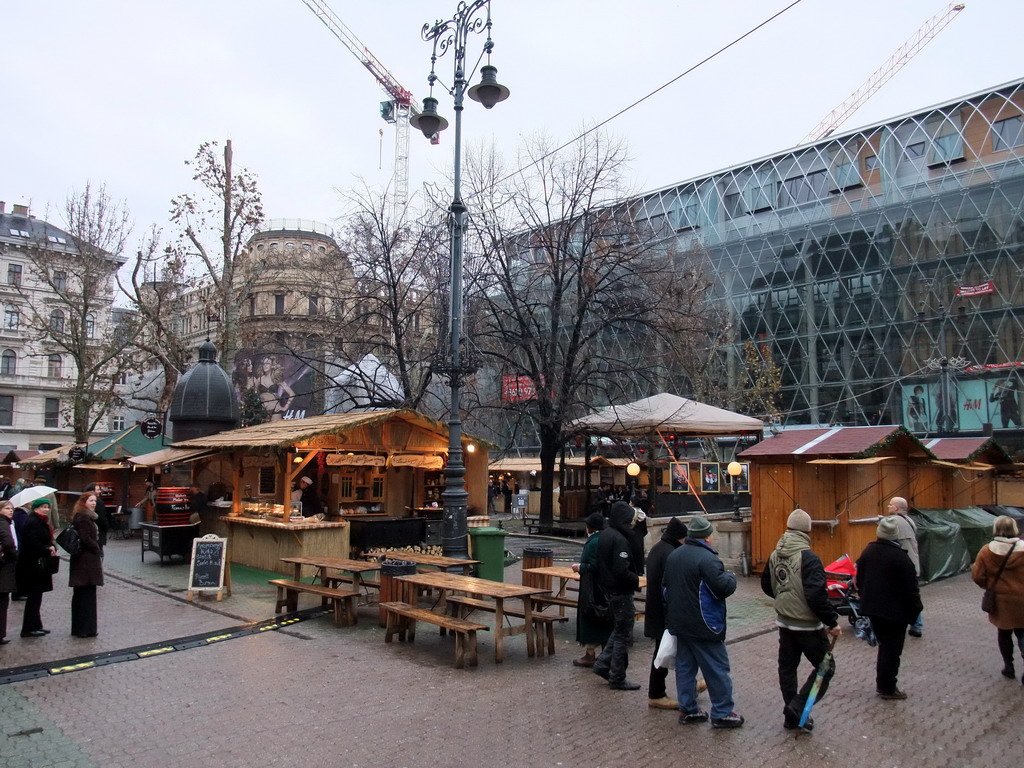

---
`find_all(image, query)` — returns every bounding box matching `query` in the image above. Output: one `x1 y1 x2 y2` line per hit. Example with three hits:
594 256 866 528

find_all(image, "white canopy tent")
571 393 763 437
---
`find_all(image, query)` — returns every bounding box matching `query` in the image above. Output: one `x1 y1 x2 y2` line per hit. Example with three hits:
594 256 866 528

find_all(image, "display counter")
223 515 350 575
140 522 201 564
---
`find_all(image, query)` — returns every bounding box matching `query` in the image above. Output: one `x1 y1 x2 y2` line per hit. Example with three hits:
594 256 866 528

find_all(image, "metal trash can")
378 559 418 627
468 527 508 582
521 546 554 591
128 506 145 532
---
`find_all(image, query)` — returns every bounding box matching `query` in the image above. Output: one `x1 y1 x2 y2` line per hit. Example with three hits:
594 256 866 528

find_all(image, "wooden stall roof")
739 425 935 460
129 446 218 467
170 409 484 451
1 449 40 465
20 443 79 466
89 424 166 460
489 456 621 473
922 437 1013 465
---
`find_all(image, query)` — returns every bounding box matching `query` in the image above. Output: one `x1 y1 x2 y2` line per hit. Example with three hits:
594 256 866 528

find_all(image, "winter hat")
584 512 606 532
877 516 900 541
300 476 313 485
31 498 51 510
686 515 714 539
787 509 813 533
664 517 687 541
609 501 635 528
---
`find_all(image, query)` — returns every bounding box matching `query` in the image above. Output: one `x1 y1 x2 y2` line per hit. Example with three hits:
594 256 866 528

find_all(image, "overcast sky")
4 0 1023 248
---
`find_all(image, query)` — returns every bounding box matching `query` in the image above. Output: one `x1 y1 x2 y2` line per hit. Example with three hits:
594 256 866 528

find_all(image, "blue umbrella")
797 635 838 730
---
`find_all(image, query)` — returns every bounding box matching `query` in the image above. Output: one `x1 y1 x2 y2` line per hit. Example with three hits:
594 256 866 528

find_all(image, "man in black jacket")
591 501 642 690
761 509 841 731
856 516 923 700
645 516 686 709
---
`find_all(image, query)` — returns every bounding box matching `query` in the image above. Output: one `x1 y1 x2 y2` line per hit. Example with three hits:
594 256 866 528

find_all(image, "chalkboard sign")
187 535 227 600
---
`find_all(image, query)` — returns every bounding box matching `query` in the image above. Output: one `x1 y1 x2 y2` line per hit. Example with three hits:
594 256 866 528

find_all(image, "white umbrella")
10 485 58 509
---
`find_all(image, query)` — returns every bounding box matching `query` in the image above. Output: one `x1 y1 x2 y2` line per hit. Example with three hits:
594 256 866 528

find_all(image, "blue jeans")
910 612 923 633
674 635 735 720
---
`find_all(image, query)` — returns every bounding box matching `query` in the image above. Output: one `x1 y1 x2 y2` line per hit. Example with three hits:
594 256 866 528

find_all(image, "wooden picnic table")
395 571 547 663
279 556 382 593
371 551 480 575
522 566 647 615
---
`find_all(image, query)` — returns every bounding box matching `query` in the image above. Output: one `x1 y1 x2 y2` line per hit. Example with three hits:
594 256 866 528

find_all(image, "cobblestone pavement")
1 533 1021 767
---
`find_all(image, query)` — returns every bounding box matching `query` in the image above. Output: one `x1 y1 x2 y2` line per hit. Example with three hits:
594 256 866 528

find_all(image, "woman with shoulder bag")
971 515 1024 683
14 499 57 637
69 493 104 638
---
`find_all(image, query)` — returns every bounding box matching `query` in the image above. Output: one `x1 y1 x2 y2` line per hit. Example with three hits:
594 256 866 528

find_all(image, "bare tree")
170 139 263 369
462 132 711 529
115 229 194 415
20 184 132 442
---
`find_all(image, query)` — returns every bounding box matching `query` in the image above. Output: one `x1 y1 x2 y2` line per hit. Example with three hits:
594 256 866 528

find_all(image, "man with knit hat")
856 516 923 700
663 515 743 728
761 509 841 731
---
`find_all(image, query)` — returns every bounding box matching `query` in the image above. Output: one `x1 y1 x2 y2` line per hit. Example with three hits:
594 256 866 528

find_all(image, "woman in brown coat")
69 493 104 638
971 515 1024 683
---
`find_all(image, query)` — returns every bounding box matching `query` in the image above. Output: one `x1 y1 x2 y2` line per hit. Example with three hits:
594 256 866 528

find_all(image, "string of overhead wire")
466 0 807 201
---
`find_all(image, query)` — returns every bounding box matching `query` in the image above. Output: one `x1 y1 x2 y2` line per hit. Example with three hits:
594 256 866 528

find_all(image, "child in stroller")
824 555 876 646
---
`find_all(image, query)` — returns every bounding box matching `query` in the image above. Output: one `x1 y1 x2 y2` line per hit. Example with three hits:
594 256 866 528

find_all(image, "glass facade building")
634 78 1024 441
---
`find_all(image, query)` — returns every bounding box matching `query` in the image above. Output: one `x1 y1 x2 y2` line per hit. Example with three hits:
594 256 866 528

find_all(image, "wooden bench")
268 579 360 626
444 595 566 656
380 601 489 668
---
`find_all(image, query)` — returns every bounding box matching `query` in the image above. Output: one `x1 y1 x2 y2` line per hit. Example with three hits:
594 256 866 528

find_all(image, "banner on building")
502 375 541 403
902 372 1024 432
955 281 996 297
233 352 314 421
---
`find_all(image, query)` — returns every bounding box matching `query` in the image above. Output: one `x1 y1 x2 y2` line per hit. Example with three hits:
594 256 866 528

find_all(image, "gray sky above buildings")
4 0 1023 245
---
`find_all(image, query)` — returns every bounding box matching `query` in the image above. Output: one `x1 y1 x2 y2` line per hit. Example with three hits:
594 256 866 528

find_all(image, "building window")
3 305 18 331
6 264 22 286
864 154 880 171
928 118 965 166
274 293 285 315
745 171 775 213
53 270 67 291
904 141 926 159
259 466 276 495
44 397 59 428
992 115 1024 152
0 349 15 375
308 295 319 316
47 354 62 378
249 294 256 316
723 191 745 219
113 371 127 386
0 395 12 427
779 170 828 207
111 415 125 431
85 314 95 339
49 310 65 334
270 243 279 252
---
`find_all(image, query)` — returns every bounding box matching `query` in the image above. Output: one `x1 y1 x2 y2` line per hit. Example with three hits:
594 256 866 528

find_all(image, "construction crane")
802 2 965 143
301 0 418 217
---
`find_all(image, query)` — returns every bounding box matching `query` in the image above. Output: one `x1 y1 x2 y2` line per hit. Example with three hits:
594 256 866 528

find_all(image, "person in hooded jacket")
591 501 643 690
570 512 612 667
663 515 743 728
761 509 841 730
645 516 687 709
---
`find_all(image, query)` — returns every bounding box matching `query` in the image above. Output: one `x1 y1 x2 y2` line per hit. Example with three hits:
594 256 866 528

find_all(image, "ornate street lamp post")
727 461 744 523
412 0 509 558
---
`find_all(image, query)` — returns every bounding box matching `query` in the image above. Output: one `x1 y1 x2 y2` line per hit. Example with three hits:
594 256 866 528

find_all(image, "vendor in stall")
298 476 322 517
189 483 207 525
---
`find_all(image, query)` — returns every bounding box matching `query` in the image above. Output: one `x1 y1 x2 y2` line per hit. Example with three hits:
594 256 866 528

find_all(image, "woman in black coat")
69 493 104 638
856 516 923 700
0 499 18 643
14 499 56 637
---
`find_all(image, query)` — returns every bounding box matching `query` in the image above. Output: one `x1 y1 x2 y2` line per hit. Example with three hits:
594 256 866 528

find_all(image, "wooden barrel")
521 546 553 591
155 487 192 526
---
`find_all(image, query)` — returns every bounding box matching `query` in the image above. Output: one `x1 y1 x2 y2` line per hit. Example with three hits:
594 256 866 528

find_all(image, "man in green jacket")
761 509 841 731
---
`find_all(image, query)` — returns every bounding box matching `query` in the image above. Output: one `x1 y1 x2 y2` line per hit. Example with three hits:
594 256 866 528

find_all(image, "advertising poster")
901 372 1024 432
669 462 690 493
233 352 314 421
700 462 720 493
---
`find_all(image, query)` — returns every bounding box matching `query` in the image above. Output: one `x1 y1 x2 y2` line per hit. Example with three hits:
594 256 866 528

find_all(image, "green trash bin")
468 527 508 582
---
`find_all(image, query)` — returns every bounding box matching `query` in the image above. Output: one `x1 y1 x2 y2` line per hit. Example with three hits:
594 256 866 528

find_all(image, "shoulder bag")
981 543 1017 614
56 525 82 556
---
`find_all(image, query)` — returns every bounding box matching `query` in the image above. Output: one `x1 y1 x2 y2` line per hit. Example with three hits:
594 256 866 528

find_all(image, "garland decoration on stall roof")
852 426 931 459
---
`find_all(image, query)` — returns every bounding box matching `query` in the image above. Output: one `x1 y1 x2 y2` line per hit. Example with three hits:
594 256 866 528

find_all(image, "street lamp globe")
727 461 742 478
727 461 743 523
626 462 641 477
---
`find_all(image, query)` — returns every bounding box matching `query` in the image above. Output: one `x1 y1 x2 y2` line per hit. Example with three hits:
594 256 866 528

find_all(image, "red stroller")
824 555 876 646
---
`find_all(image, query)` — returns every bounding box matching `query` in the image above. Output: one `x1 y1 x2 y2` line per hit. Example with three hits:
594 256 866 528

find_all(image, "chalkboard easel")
187 534 230 601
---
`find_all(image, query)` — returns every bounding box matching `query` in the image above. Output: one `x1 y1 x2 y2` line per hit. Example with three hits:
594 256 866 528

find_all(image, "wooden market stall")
738 425 1011 573
150 410 489 575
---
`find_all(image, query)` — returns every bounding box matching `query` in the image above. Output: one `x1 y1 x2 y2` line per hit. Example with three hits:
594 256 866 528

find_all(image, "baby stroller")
824 555 876 646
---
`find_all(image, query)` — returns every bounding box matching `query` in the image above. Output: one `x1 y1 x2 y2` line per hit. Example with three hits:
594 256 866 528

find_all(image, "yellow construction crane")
802 2 965 143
